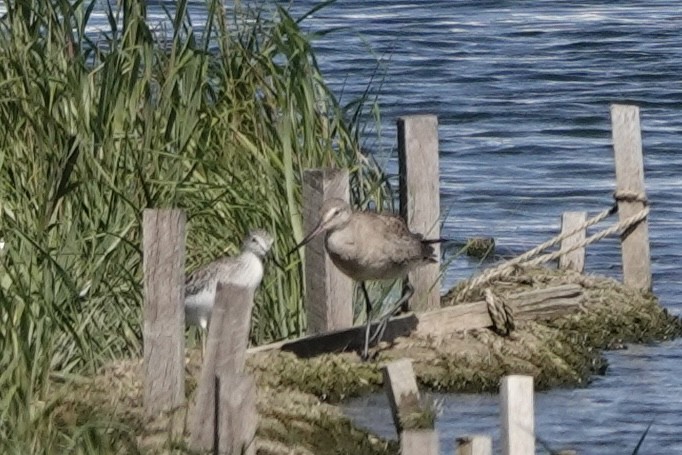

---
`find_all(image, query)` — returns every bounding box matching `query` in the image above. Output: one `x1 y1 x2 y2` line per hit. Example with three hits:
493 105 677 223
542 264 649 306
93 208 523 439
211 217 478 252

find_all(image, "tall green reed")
0 0 389 450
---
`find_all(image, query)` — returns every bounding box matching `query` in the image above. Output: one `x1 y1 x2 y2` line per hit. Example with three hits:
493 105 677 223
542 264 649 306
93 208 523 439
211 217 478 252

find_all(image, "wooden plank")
401 430 439 455
382 359 421 434
559 211 587 272
142 209 185 418
500 375 535 455
398 115 441 311
189 283 255 451
456 435 493 455
218 374 257 455
302 168 354 333
246 284 583 358
610 104 652 291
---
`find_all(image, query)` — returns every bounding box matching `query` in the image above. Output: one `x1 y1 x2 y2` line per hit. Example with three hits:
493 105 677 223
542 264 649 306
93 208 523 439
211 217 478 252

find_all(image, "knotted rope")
456 191 649 303
484 288 515 335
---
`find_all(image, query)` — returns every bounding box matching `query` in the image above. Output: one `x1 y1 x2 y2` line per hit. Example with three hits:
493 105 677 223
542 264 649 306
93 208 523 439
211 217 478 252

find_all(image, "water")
4 0 682 452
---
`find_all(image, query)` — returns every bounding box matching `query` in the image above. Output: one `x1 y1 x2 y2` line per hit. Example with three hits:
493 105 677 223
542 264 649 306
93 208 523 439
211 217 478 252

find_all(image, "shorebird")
185 228 274 356
289 198 439 360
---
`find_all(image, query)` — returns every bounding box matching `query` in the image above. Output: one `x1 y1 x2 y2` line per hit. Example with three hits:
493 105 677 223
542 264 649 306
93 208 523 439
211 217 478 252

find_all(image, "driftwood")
248 284 583 359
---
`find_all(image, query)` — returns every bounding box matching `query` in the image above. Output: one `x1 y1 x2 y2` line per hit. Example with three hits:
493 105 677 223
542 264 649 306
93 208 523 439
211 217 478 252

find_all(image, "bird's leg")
369 282 415 346
361 282 373 361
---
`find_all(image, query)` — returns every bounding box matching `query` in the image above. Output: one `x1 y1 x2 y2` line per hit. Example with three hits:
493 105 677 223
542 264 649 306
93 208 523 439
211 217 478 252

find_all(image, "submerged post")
301 168 354 334
610 104 652 291
500 375 535 455
456 435 493 455
189 283 256 453
559 211 587 272
142 209 186 418
398 115 441 311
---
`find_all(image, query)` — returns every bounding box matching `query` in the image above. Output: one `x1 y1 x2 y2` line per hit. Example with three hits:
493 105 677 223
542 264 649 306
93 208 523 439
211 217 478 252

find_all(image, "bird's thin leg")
361 282 373 361
369 282 415 345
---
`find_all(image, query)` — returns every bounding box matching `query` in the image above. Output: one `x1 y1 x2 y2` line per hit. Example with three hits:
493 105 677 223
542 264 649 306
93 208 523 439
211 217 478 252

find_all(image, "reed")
0 0 388 450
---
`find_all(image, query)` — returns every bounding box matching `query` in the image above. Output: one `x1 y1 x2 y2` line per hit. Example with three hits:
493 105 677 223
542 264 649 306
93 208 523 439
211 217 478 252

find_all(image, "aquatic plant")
0 0 388 450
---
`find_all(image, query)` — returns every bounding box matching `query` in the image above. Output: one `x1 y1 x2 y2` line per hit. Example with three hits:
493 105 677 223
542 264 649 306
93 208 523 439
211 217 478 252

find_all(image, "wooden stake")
189 283 256 452
401 430 439 455
610 104 652 291
382 358 421 435
218 374 257 455
559 211 587 272
456 435 493 455
398 115 441 311
500 375 534 455
302 168 354 333
142 209 185 418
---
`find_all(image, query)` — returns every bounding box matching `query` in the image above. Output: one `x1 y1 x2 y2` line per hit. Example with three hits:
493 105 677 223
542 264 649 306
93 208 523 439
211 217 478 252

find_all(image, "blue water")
3 0 682 452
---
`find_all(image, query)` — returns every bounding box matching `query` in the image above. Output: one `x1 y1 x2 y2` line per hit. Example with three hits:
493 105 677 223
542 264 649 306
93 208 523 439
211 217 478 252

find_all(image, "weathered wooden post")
142 209 186 417
610 104 652 291
398 115 441 311
401 430 439 455
189 283 257 454
559 211 587 272
456 435 493 455
383 358 421 435
301 168 354 334
500 375 534 455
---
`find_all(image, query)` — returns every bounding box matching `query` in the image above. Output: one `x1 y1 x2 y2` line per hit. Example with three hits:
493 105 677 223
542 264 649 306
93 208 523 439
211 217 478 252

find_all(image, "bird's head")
242 229 274 259
288 198 352 255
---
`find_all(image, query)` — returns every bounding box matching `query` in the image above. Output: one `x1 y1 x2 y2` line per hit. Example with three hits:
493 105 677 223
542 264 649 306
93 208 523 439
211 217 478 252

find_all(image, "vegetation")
0 0 389 451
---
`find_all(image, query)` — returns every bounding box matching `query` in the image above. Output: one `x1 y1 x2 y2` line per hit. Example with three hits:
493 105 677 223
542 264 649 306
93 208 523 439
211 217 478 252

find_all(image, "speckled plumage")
184 229 273 331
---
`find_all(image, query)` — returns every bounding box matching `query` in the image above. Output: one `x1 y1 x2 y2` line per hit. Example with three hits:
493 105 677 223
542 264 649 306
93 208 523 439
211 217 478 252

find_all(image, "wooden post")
559 211 586 272
398 115 441 311
189 283 256 452
610 104 652 291
401 430 439 455
456 435 493 455
382 358 421 435
218 374 257 455
142 209 186 418
302 168 353 334
500 375 534 455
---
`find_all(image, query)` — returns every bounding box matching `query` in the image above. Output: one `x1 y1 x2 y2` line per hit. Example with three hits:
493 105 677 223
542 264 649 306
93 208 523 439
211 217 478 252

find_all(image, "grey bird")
185 228 274 356
289 198 439 360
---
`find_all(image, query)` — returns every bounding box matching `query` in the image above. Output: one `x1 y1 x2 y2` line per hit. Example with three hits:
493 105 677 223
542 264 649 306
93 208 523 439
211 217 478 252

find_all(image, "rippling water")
3 0 682 452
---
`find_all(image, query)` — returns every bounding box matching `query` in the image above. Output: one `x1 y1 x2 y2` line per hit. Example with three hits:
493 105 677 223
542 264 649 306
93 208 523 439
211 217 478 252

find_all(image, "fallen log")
247 284 583 359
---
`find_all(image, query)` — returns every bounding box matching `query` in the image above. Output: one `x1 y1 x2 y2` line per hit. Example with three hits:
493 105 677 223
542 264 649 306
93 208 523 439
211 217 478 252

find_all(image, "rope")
456 192 649 302
485 288 515 335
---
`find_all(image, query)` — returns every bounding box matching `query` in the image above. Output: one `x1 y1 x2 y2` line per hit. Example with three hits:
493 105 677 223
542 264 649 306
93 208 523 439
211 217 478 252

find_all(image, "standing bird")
289 198 439 360
185 228 274 357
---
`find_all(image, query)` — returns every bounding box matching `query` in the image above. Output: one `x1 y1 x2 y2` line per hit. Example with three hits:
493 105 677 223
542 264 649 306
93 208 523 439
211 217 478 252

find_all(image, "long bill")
287 221 326 257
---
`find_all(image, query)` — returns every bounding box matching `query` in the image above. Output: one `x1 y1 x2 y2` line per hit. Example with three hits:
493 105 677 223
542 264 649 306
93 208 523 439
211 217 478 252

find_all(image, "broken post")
500 375 535 455
189 283 256 453
456 435 493 455
610 104 652 291
398 115 442 311
301 168 354 334
559 211 587 272
142 209 186 418
382 358 421 435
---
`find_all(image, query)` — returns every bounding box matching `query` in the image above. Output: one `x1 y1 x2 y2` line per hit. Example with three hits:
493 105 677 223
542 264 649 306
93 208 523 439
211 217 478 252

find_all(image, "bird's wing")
356 212 431 264
185 261 220 296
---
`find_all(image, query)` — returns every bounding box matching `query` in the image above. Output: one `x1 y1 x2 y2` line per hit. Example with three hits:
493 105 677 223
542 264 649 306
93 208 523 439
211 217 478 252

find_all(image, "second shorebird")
290 198 438 360
185 228 274 356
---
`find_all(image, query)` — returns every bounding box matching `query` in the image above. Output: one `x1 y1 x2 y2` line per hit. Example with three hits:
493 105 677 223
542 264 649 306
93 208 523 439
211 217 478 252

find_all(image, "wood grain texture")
398 115 441 311
142 209 186 417
500 375 535 455
559 211 587 272
610 104 652 291
247 284 583 358
456 435 493 455
400 430 439 455
302 168 354 333
218 374 256 455
382 359 421 434
189 283 255 451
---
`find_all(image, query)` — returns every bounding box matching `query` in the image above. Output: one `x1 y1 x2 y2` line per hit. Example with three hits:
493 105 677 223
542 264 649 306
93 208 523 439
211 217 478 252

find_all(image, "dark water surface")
4 0 682 452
